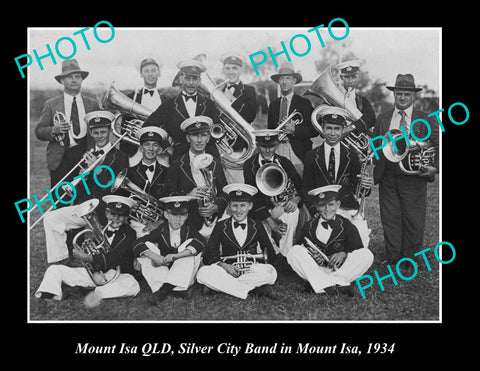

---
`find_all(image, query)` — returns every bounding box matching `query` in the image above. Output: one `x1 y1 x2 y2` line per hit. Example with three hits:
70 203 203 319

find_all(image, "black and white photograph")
9 9 473 364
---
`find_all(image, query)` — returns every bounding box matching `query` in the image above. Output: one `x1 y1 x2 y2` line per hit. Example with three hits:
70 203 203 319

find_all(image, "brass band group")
32 51 439 311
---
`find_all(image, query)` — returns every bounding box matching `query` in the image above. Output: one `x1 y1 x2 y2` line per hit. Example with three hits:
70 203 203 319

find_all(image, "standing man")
162 116 228 235
132 196 206 305
243 129 302 257
122 58 168 166
335 60 376 136
373 73 439 265
196 184 278 300
267 62 316 177
35 59 99 187
144 59 221 161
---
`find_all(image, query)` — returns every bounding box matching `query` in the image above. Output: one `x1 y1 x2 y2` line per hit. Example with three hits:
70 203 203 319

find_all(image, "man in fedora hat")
35 59 100 187
372 73 439 266
267 62 316 177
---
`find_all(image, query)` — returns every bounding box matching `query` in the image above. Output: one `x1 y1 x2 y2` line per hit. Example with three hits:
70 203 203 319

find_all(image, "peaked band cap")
223 183 258 202
177 60 206 76
136 126 168 143
84 110 116 129
252 129 282 146
180 116 213 134
102 195 137 216
308 184 342 205
159 196 195 214
336 60 362 75
221 53 244 67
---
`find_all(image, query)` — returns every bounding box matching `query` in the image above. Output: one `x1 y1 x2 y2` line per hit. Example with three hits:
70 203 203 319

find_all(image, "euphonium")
72 199 120 286
194 54 256 170
191 153 217 226
399 140 436 175
381 128 410 163
110 168 163 224
220 250 268 275
255 162 297 204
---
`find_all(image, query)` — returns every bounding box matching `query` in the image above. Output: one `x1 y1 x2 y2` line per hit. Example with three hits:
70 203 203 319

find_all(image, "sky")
25 26 441 94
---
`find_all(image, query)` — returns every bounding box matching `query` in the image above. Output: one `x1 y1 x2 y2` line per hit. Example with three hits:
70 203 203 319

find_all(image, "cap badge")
148 132 154 136
235 190 242 196
319 193 325 199
115 202 122 208
265 134 270 140
195 122 201 128
174 201 181 208
95 117 101 122
332 114 337 119
346 66 352 71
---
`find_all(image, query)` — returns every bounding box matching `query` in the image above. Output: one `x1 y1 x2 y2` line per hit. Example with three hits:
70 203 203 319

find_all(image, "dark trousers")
378 162 427 264
49 142 86 188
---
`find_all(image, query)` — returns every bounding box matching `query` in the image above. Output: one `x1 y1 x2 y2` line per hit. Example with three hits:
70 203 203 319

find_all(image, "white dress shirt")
140 87 162 111
140 160 156 183
182 93 198 118
232 218 248 247
63 93 87 147
189 151 207 187
389 105 414 131
315 217 334 244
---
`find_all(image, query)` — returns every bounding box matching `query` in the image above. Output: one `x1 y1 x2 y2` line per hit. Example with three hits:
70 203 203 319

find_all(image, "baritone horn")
191 153 217 226
72 199 120 286
110 168 163 224
255 162 297 204
220 250 268 275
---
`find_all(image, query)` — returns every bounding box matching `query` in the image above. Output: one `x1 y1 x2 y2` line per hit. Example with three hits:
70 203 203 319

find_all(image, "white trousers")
34 265 140 301
286 244 374 294
136 251 202 293
196 263 277 300
337 208 371 249
263 207 299 257
43 204 87 263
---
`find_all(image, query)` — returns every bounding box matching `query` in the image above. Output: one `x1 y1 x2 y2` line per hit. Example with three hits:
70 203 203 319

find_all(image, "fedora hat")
55 59 89 83
271 62 302 84
386 73 422 92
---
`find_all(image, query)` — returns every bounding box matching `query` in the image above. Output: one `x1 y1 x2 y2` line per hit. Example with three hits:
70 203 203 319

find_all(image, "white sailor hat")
223 183 258 202
135 126 168 143
308 185 342 205
335 60 362 75
158 196 195 215
220 52 244 67
180 116 213 134
84 110 116 129
252 129 282 147
176 59 206 76
102 195 137 216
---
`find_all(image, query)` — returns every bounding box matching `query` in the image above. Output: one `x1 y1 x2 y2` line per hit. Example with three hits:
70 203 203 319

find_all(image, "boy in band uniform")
286 185 373 296
132 196 206 305
126 126 170 237
196 184 278 300
35 195 140 310
243 129 302 257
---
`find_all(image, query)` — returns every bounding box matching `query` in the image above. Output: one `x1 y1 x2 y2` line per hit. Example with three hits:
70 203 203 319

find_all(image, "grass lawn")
27 111 440 322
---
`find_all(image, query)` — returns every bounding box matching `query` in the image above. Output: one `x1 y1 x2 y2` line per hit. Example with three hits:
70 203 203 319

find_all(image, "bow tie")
183 93 197 102
261 159 273 165
141 163 154 172
233 221 246 230
105 228 119 238
144 88 155 96
321 219 335 229
92 149 104 156
227 83 238 90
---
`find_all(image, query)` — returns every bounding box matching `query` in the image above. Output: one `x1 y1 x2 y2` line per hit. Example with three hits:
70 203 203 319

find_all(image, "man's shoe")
323 285 340 297
201 285 215 296
336 284 355 297
252 285 277 300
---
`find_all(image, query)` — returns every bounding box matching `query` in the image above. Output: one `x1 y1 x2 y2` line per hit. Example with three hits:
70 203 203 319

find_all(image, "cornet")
53 111 67 146
276 109 303 141
220 250 268 275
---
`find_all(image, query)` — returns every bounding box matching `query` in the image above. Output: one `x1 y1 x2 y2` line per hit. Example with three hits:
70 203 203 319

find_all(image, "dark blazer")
163 152 228 230
302 143 361 214
126 160 169 200
143 92 221 160
302 214 363 257
243 153 303 220
91 223 137 274
35 94 99 171
352 94 376 134
203 216 277 265
267 93 317 162
372 108 439 184
222 81 257 123
132 222 205 258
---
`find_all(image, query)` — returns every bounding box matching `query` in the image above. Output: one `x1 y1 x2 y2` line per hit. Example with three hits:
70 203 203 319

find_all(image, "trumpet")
53 111 67 146
303 237 336 271
276 109 303 141
220 250 268 275
110 168 163 224
191 153 217 226
72 199 120 286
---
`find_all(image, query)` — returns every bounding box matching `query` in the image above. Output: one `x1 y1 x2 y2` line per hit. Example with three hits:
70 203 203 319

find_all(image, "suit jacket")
243 153 303 220
143 92 221 160
35 94 100 171
91 223 137 274
302 143 361 214
203 216 277 265
372 108 439 184
132 222 205 258
126 160 169 200
221 81 257 123
267 93 317 162
302 214 363 257
163 152 228 230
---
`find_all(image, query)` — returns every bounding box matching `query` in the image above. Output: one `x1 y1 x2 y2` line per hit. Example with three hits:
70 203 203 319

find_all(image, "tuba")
255 162 297 204
194 54 257 170
72 199 120 286
220 250 268 275
191 153 217 226
110 168 163 224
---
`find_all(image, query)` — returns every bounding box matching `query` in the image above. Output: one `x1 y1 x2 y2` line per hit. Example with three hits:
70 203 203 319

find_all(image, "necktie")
144 88 155 96
92 149 104 156
183 93 197 102
328 147 336 182
71 96 80 135
321 219 335 229
399 110 408 131
280 96 288 122
105 228 118 238
234 221 246 230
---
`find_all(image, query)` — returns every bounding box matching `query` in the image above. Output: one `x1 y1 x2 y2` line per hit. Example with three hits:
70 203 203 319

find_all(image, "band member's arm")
132 227 164 257
236 86 257 123
35 101 58 142
143 100 168 128
350 97 376 134
202 222 223 265
343 218 364 253
291 100 317 139
302 150 317 215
